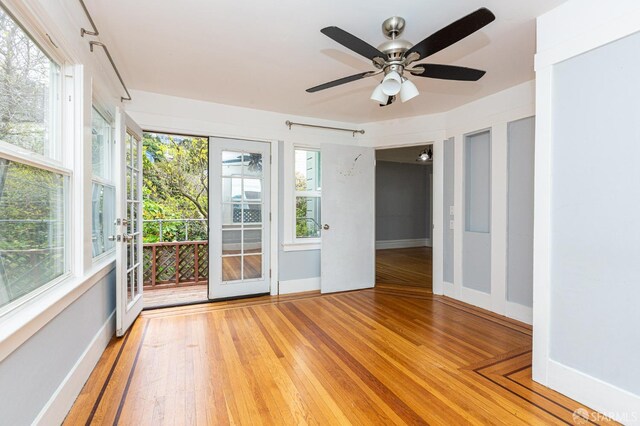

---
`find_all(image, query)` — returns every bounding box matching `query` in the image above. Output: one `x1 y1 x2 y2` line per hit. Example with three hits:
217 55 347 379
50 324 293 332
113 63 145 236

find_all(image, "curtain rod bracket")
285 120 364 137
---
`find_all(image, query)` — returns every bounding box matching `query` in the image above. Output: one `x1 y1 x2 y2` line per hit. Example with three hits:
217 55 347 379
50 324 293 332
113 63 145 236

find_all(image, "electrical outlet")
449 220 454 230
449 205 454 215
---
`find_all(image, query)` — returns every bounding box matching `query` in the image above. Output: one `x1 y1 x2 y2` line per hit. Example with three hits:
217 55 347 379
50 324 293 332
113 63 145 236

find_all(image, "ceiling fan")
306 8 495 107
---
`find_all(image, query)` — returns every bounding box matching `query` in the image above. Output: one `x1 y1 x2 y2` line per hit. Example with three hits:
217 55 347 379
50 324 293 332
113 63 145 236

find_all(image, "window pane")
92 183 115 257
0 159 66 308
295 150 321 191
91 108 111 180
296 196 321 238
0 6 59 158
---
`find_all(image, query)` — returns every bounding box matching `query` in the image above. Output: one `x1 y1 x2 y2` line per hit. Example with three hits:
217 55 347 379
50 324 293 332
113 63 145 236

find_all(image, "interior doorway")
375 145 433 291
141 131 209 309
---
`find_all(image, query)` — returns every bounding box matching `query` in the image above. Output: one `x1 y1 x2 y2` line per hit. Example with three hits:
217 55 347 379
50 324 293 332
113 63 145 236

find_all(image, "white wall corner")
34 310 115 425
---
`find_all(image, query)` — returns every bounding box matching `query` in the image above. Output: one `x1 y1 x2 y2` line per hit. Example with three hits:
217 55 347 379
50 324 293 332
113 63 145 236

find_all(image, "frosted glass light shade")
381 71 402 96
400 79 419 103
370 84 388 103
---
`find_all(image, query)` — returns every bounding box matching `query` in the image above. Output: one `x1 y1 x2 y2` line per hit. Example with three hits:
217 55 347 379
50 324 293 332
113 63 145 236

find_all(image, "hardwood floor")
65 287 615 425
376 247 432 290
143 285 208 309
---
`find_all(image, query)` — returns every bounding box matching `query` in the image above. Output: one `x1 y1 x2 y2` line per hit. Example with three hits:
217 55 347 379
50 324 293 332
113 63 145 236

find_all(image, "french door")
115 110 144 336
321 144 375 293
209 138 271 299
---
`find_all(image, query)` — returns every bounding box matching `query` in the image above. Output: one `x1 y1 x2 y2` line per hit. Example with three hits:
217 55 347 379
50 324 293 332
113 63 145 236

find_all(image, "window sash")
0 3 70 316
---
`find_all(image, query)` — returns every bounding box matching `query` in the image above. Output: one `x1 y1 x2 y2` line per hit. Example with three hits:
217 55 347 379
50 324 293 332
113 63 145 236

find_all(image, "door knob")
323 224 330 230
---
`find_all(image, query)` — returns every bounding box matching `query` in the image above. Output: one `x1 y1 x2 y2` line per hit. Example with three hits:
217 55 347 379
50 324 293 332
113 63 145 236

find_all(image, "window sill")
282 241 321 252
0 256 116 363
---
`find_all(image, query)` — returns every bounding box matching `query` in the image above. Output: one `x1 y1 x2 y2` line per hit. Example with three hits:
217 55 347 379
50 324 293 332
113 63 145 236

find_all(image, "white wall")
534 0 640 422
126 90 366 294
362 81 535 320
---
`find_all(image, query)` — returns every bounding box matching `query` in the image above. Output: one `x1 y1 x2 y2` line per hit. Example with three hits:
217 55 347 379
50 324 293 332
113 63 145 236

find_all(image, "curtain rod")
285 120 365 137
78 0 131 102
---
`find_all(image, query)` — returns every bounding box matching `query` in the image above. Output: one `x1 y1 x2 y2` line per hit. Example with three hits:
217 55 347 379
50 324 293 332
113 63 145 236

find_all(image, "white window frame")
0 2 72 318
0 0 115 363
282 142 321 251
90 105 116 261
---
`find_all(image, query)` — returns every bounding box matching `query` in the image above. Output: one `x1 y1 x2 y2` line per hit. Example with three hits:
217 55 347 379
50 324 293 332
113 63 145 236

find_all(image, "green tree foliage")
142 132 208 242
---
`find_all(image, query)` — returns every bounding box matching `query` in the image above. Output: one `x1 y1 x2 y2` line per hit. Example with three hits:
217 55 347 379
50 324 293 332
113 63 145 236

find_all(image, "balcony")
142 219 208 308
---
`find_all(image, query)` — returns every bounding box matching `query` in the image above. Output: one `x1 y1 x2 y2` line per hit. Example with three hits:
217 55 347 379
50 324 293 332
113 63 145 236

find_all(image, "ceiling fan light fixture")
370 83 389 103
400 79 419 103
417 147 432 162
381 71 402 96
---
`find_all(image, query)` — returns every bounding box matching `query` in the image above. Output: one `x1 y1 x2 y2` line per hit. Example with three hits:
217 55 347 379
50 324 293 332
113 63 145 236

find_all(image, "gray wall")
0 269 116 425
443 138 455 283
375 161 432 241
550 31 640 395
507 117 535 307
277 141 321 281
463 131 491 293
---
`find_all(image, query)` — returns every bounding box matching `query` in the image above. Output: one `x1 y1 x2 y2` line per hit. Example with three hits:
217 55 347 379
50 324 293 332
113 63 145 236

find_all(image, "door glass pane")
244 153 263 177
131 133 138 165
222 230 241 255
222 256 242 281
126 133 132 163
127 271 133 304
132 170 138 200
243 229 261 254
221 204 236 226
244 255 262 280
221 151 243 176
221 177 242 204
242 204 262 224
243 178 262 201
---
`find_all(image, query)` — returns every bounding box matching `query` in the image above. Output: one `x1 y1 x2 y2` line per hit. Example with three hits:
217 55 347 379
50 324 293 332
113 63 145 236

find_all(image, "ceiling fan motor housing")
378 16 413 62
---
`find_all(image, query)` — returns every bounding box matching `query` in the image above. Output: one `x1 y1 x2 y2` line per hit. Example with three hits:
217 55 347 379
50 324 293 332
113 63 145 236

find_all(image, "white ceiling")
88 0 566 123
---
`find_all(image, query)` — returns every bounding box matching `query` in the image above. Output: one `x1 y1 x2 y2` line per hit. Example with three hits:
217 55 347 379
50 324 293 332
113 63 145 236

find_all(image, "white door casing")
115 110 144 336
209 138 271 299
321 144 375 293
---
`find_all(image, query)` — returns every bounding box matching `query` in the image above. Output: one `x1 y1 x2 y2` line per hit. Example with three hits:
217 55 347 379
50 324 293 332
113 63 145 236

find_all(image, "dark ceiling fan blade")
406 8 495 61
410 64 486 81
380 95 395 107
306 71 373 93
321 26 387 61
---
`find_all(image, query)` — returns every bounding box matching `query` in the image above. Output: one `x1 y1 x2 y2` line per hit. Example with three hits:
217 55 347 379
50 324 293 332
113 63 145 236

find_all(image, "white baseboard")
460 286 492 311
376 238 432 250
443 281 455 297
34 310 116 426
547 360 640 425
505 301 533 325
279 277 320 295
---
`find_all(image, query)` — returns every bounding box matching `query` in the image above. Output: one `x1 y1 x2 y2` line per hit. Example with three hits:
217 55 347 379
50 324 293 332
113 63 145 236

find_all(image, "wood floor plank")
376 247 432 289
65 288 616 425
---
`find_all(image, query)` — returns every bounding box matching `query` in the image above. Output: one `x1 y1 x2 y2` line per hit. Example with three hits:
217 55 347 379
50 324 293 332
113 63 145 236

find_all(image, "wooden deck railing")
143 241 208 290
